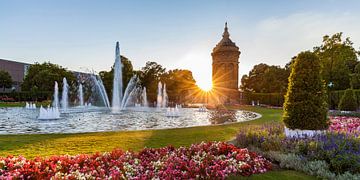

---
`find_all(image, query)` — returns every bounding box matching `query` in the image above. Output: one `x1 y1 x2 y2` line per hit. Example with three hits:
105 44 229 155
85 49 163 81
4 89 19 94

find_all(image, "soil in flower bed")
0 142 271 179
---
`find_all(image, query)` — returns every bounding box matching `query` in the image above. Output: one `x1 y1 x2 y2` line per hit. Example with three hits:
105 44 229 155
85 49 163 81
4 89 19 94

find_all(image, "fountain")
25 102 36 109
91 75 110 108
165 106 180 117
198 105 207 112
78 83 84 106
1 41 260 134
52 81 59 108
112 42 123 112
142 87 148 107
120 75 139 110
156 82 168 108
38 105 60 120
162 83 168 108
61 77 69 110
157 82 163 108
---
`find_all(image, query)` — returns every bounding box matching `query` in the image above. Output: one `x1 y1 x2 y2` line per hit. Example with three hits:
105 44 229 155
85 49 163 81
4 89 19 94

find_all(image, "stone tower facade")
211 23 240 104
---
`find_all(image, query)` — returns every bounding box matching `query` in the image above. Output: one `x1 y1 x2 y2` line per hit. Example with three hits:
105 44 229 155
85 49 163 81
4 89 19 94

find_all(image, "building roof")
212 22 239 53
0 58 31 65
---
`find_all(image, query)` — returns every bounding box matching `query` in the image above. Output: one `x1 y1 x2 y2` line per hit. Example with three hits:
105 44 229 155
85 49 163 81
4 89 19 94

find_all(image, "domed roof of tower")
212 22 239 53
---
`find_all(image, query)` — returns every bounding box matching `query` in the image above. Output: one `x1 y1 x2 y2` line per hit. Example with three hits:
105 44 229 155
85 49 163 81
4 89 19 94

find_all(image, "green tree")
314 32 359 90
99 56 134 99
338 88 358 111
0 70 12 91
350 62 360 89
137 61 166 103
21 62 76 92
162 69 197 104
240 63 289 93
283 51 329 130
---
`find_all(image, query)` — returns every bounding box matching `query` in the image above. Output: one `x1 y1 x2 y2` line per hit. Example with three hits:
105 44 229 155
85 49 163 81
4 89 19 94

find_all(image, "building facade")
0 59 30 92
211 23 240 104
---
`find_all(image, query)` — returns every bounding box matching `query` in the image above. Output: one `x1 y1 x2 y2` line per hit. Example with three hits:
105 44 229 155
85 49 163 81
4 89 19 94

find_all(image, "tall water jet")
162 83 168 108
78 83 84 106
157 82 163 108
142 87 148 107
61 77 69 110
120 75 138 109
52 81 59 108
91 75 110 108
112 42 123 112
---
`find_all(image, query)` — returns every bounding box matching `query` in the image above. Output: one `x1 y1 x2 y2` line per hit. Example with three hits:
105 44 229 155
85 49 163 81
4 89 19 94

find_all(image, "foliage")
235 123 360 174
21 62 76 94
136 61 166 103
98 55 134 100
314 32 359 90
161 69 197 104
0 70 12 91
241 63 289 93
0 91 52 102
262 151 360 180
244 92 285 107
0 142 272 179
283 51 329 130
338 88 358 111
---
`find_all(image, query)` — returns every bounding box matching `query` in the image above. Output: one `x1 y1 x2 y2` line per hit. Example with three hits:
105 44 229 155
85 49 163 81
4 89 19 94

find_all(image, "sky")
1 0 360 89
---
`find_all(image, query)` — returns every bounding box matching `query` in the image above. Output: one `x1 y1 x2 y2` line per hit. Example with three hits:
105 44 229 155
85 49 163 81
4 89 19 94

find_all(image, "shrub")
283 51 329 130
338 88 358 111
261 151 360 179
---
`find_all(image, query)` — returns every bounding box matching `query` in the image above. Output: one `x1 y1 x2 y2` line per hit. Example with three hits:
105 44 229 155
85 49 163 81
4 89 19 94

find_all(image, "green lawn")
0 106 314 179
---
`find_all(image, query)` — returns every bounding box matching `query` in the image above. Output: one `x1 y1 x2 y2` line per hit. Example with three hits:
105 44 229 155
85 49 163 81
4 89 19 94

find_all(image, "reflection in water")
209 109 237 124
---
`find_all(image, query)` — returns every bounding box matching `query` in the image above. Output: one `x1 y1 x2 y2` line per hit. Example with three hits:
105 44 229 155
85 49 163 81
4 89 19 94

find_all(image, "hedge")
243 89 360 110
0 91 52 102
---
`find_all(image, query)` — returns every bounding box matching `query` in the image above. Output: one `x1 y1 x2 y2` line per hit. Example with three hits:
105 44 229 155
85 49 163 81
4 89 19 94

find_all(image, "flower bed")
0 142 271 179
329 116 360 136
236 123 360 175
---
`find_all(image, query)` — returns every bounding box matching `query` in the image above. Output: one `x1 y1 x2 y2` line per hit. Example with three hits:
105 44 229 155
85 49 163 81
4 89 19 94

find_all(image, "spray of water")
52 81 59 108
142 87 148 107
78 84 84 106
91 74 110 108
61 78 69 110
112 42 123 112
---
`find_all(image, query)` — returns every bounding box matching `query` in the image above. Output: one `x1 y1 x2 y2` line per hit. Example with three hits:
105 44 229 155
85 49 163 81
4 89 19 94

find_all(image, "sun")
197 81 213 92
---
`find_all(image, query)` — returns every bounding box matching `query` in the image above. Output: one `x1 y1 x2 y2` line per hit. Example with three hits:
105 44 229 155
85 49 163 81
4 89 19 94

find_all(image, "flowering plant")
329 116 360 136
0 142 271 179
236 122 360 174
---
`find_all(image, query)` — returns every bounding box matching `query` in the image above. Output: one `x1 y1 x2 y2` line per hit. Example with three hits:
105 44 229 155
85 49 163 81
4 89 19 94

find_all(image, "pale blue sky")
1 0 360 88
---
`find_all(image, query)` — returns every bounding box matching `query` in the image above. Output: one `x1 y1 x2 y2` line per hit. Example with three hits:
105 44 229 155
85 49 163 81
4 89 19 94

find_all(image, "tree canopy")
161 69 197 103
0 70 13 91
240 63 289 93
283 51 329 130
21 62 76 92
314 32 359 90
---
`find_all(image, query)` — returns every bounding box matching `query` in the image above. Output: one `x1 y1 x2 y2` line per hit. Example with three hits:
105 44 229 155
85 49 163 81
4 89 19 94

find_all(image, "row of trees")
241 32 360 93
99 60 198 104
18 57 199 104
